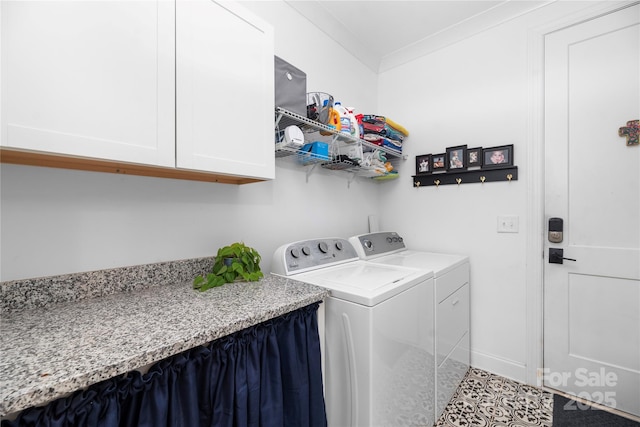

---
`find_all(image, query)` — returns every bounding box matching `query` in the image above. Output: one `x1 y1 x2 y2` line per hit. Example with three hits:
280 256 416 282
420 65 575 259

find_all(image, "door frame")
525 0 639 387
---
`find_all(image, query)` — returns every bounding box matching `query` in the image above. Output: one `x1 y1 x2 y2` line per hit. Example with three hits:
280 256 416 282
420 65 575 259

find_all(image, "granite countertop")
0 274 329 417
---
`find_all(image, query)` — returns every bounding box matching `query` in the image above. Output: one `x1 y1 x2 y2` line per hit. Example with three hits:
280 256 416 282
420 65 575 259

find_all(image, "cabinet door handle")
451 299 460 306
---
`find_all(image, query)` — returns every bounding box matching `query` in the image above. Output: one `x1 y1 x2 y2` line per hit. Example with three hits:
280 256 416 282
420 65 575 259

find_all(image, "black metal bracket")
413 166 518 187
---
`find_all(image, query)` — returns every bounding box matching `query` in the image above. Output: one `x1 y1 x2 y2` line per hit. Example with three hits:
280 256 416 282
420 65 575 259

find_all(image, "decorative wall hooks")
619 120 639 146
412 166 518 187
414 143 517 188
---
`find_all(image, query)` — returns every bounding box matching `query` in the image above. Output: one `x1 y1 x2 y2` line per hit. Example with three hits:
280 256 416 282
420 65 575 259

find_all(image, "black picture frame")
431 153 446 173
415 154 432 175
482 144 514 169
446 145 467 171
467 147 482 168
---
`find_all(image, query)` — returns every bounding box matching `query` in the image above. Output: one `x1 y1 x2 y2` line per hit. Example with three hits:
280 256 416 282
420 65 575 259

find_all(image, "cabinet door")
1 1 175 167
176 0 275 180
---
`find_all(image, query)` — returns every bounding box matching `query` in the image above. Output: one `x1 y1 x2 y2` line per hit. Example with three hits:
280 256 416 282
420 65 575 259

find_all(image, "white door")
1 1 175 166
176 0 275 180
544 4 640 417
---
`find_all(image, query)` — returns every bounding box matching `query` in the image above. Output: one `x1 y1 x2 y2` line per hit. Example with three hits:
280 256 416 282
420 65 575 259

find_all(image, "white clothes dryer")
272 237 435 427
349 232 470 421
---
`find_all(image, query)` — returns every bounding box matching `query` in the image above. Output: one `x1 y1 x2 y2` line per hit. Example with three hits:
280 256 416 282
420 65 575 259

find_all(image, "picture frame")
415 154 432 175
446 145 467 171
482 144 514 169
467 147 482 168
431 153 446 173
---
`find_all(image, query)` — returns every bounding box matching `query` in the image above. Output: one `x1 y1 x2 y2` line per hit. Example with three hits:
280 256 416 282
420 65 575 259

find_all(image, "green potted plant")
193 242 264 291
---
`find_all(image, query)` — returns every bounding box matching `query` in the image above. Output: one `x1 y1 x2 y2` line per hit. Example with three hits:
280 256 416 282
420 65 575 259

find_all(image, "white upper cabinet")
1 0 275 182
1 1 176 167
176 0 275 180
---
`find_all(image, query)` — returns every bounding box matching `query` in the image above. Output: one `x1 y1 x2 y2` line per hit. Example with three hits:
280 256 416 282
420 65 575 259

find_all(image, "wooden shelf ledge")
0 148 266 185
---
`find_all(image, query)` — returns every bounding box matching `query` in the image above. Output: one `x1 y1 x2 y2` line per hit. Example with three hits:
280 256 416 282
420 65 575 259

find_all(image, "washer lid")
370 250 468 276
295 261 432 306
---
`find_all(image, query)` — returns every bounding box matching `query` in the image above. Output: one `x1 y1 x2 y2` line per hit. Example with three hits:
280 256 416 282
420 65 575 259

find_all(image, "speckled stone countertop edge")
0 257 214 313
0 275 329 417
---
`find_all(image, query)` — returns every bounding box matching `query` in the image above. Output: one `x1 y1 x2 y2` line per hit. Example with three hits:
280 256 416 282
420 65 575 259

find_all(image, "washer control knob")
290 248 300 258
335 241 343 251
302 246 311 256
318 242 329 253
364 240 373 251
398 236 403 242
387 237 393 243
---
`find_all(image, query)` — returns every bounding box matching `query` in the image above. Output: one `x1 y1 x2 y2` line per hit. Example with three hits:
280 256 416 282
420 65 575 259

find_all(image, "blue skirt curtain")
3 303 326 427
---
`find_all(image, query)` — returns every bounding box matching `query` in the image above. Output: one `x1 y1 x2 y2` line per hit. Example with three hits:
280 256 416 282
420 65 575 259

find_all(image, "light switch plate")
497 215 519 233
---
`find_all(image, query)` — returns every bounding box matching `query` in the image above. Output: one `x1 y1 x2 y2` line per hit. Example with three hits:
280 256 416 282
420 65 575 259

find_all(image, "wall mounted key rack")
412 166 518 187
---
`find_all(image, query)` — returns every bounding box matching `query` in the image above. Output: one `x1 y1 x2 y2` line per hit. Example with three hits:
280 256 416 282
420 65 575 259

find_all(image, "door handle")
549 248 577 264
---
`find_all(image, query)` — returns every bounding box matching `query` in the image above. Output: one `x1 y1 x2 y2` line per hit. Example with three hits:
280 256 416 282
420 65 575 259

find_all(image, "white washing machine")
349 232 470 422
272 237 435 427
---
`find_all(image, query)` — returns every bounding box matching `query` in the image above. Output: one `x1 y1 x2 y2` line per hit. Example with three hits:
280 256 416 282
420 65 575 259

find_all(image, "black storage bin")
275 56 307 128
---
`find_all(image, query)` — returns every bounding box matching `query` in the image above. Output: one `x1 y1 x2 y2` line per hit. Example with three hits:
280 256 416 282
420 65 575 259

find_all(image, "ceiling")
284 0 554 73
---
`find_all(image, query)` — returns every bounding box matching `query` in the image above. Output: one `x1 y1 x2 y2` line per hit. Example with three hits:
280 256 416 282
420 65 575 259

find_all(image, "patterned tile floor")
435 367 553 427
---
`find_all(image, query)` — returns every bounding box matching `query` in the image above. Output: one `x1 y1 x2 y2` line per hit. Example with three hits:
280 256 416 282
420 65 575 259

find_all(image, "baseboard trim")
471 350 527 384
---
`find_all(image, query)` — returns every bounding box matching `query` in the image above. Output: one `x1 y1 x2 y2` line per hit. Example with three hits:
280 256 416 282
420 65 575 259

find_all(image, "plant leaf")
219 247 234 258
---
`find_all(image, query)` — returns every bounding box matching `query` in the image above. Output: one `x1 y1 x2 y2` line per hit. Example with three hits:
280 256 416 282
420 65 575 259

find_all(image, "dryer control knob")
398 237 403 242
364 240 373 250
318 242 329 253
387 237 393 243
302 246 311 256
290 248 300 258
335 241 343 251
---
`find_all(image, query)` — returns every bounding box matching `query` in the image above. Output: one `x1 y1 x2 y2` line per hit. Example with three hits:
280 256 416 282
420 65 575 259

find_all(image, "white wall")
376 1 607 383
377 22 529 380
0 1 380 281
377 14 530 382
